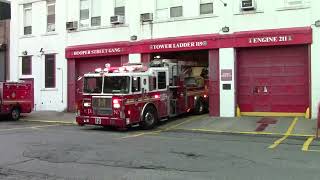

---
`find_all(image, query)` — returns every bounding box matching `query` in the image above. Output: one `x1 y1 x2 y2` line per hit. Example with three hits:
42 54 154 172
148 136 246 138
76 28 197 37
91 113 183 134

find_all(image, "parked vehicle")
0 81 33 120
76 60 209 129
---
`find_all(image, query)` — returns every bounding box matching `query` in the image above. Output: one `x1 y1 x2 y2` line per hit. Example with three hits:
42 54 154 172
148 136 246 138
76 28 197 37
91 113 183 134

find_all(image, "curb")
22 119 77 125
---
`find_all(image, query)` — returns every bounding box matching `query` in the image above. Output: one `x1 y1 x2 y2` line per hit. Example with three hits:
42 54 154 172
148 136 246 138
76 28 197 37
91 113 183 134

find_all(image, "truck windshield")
83 77 103 94
103 76 130 94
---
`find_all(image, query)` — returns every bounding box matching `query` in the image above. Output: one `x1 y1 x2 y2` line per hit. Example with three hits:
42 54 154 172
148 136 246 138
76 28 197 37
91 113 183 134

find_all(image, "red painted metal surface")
67 59 76 111
237 45 309 113
65 27 311 58
208 49 220 116
19 78 34 110
0 82 33 114
67 56 127 111
317 104 320 138
318 104 320 128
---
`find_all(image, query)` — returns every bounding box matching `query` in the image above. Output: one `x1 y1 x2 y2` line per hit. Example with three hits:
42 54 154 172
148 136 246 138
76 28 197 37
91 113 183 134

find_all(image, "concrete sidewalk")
21 111 317 137
171 115 317 137
21 111 76 124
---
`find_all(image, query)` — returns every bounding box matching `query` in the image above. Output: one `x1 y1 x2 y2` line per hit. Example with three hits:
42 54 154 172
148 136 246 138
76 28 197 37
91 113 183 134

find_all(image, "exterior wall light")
221 26 230 33
130 35 138 41
315 20 320 27
22 50 28 56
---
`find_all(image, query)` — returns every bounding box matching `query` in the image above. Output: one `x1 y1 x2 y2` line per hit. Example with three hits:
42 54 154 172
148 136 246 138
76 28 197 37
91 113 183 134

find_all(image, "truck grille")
92 97 112 115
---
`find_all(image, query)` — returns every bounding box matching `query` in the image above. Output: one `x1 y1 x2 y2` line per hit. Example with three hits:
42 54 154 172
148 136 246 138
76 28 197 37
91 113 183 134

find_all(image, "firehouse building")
10 0 320 118
66 27 313 118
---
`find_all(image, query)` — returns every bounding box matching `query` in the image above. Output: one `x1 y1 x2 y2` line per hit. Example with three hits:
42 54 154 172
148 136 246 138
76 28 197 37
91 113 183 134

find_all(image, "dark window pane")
24 26 32 35
47 14 55 31
45 54 55 88
200 3 213 14
158 72 166 89
132 77 141 92
149 77 156 91
170 6 182 18
80 9 89 20
91 16 101 26
114 6 125 16
22 56 32 75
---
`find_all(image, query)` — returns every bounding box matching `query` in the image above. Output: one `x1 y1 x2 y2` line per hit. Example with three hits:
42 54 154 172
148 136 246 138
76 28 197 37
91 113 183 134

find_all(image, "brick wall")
0 19 10 81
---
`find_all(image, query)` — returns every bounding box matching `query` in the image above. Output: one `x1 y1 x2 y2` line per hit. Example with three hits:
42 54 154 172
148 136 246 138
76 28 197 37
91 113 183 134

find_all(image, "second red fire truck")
76 59 208 129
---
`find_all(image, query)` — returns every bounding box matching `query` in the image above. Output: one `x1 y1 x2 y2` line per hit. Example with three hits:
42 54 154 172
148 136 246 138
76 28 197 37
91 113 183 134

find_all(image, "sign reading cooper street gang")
72 48 123 56
150 41 208 50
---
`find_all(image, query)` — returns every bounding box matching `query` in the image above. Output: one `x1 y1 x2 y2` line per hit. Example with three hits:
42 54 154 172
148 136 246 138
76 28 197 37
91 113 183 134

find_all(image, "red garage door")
237 45 309 114
75 56 124 106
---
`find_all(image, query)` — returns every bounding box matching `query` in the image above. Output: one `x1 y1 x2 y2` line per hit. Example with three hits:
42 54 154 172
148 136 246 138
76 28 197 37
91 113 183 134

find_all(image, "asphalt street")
0 118 320 180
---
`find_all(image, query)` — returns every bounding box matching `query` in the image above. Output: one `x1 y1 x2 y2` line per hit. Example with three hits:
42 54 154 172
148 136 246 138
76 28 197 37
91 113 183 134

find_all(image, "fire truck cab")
76 59 208 129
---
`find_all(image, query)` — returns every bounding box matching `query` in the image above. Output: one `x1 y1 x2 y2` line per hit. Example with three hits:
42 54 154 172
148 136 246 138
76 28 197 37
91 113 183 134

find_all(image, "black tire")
11 108 21 121
195 99 205 115
141 106 158 130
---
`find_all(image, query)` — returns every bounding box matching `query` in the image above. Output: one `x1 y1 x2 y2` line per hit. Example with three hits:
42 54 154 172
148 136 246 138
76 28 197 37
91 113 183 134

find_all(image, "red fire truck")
76 59 208 129
0 81 33 120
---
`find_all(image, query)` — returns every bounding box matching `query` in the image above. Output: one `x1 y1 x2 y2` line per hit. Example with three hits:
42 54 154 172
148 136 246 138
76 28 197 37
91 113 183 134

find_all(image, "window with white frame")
23 4 32 35
47 0 55 32
200 0 213 15
114 0 125 16
91 0 101 26
79 0 101 28
156 0 183 20
80 0 90 27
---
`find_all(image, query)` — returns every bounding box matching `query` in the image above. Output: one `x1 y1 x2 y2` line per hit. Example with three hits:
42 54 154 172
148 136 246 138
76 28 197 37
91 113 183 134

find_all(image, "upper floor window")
47 0 55 32
91 0 101 26
156 0 183 20
80 0 90 27
23 4 32 35
114 0 125 16
200 0 213 15
80 0 101 28
22 56 32 75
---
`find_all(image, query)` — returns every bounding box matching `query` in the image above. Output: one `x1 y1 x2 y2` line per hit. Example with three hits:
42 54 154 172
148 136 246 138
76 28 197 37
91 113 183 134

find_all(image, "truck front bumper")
76 116 127 128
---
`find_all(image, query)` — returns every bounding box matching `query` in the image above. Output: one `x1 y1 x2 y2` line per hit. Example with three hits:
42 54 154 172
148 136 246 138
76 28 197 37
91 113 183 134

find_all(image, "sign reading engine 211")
249 35 293 44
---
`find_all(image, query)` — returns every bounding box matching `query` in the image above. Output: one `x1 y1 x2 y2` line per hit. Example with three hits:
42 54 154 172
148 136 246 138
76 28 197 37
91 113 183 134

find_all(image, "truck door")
156 71 168 117
131 76 142 123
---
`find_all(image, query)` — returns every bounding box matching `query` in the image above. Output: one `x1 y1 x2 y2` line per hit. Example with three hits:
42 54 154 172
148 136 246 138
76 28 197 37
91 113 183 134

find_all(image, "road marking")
117 115 206 140
268 117 298 149
117 130 162 139
307 149 320 153
0 125 59 132
302 137 314 151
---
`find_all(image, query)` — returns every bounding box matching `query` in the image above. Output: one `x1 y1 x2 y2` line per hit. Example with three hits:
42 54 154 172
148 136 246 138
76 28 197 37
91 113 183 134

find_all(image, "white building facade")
10 0 320 119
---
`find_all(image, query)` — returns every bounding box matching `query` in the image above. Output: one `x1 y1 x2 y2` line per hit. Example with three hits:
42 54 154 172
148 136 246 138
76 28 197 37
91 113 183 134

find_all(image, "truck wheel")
195 100 205 114
11 108 21 121
141 106 158 130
